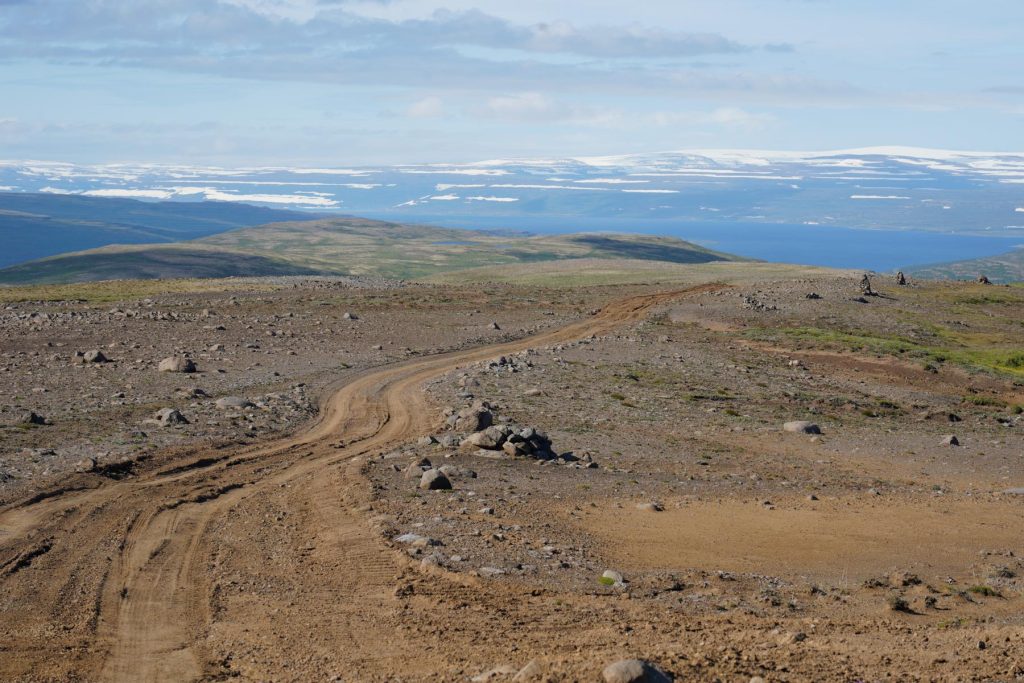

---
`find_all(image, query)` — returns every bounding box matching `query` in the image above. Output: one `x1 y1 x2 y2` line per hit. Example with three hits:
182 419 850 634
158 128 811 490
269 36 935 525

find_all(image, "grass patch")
748 325 1024 378
967 585 1000 597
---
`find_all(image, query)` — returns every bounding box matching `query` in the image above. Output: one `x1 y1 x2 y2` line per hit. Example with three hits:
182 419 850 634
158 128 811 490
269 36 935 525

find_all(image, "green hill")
0 216 743 285
906 248 1024 284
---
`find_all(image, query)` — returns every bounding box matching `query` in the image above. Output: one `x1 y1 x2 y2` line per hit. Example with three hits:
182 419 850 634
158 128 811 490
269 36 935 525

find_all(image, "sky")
0 0 1022 165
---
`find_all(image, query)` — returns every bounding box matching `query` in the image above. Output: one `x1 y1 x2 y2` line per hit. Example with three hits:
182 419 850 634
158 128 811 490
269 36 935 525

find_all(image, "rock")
20 411 48 425
437 434 460 448
941 434 960 446
636 502 663 512
417 435 438 446
502 440 527 457
784 420 821 435
439 464 477 479
512 658 544 681
489 322 501 330
602 659 671 683
74 457 97 473
419 469 452 490
82 349 108 363
342 312 358 320
454 405 493 432
601 569 624 586
155 408 189 427
395 532 429 545
463 427 505 450
158 356 196 373
403 461 428 479
216 396 254 410
208 344 225 352
471 665 517 683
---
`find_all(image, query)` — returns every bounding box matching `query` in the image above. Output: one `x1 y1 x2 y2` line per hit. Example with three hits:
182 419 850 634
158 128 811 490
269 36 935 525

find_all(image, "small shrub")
888 595 911 612
967 585 999 597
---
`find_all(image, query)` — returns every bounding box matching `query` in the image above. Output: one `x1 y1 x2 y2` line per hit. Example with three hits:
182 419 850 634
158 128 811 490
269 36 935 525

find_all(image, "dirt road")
0 288 693 682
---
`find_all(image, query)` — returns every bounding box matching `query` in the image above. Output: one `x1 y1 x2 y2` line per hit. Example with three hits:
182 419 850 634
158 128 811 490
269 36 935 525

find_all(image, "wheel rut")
0 287 708 682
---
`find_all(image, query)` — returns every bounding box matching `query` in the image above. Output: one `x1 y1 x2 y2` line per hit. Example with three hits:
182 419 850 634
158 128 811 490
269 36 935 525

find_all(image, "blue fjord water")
373 213 1023 272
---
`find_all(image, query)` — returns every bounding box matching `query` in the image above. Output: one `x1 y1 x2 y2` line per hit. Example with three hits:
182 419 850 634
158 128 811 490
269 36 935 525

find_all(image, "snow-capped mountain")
2 147 1023 237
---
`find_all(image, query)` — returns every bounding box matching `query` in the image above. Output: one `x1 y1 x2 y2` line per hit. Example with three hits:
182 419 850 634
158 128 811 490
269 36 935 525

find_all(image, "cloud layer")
0 0 1021 164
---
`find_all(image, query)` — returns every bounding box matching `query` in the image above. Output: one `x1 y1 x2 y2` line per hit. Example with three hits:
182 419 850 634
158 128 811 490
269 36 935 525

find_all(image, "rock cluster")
462 424 556 460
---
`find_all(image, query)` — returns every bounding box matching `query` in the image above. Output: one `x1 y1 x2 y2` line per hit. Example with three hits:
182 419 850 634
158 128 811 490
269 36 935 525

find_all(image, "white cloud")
407 96 445 119
474 92 617 124
650 107 775 129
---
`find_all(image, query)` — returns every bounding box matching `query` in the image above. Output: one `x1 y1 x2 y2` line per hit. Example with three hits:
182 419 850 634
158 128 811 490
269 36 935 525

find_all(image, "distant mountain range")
3 148 1023 238
0 193 318 268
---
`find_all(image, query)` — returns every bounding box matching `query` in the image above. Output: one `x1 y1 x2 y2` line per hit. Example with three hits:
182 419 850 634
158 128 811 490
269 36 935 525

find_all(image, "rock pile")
462 424 556 460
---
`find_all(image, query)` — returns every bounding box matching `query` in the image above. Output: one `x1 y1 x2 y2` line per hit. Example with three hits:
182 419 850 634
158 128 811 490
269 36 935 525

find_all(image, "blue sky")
1 0 1022 165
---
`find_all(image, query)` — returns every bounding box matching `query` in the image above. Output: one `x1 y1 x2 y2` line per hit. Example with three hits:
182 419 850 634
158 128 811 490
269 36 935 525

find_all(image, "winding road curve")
0 287 704 682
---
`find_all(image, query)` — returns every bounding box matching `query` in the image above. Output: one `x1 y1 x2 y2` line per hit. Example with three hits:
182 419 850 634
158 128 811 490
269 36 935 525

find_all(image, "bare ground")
1 272 1023 682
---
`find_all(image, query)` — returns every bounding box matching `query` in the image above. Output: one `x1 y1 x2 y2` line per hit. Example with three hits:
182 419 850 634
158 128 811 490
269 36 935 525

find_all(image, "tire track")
0 287 706 682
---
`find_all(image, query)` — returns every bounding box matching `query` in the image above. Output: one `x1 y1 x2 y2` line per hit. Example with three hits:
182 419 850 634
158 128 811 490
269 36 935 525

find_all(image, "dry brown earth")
1 272 1022 682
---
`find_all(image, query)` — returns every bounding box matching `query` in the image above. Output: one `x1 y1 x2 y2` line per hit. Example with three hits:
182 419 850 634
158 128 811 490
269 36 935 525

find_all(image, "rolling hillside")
906 248 1024 284
0 216 743 285
0 193 320 268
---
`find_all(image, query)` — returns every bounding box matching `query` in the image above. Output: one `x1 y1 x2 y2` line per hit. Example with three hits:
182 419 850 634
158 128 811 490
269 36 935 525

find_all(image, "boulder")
463 426 506 450
941 434 960 446
602 569 624 585
158 356 196 373
74 457 98 473
155 408 189 427
19 411 48 425
453 405 493 432
784 421 821 435
439 464 477 479
419 469 452 491
83 349 108 363
216 396 254 410
602 659 672 683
